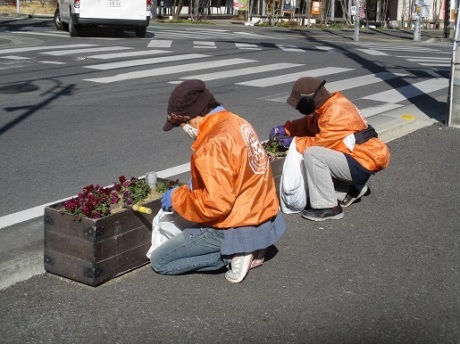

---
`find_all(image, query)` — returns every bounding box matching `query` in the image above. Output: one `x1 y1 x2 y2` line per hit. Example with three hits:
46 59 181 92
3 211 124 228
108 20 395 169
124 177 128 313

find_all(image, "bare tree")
337 0 353 25
171 0 184 20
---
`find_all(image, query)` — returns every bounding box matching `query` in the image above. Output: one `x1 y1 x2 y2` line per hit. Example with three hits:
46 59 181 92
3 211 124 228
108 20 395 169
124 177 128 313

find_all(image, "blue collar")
209 106 225 114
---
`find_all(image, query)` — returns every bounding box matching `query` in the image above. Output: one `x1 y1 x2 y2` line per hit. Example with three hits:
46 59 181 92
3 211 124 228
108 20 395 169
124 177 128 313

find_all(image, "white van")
54 0 151 37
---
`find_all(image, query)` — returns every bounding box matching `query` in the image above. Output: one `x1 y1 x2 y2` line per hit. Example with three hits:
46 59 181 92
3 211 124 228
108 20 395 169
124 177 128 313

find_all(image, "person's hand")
161 187 177 212
269 125 288 142
278 137 293 148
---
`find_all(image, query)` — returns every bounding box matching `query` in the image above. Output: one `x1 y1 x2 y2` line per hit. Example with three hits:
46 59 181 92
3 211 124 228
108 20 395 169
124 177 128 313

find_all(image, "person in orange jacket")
269 77 390 221
150 79 286 283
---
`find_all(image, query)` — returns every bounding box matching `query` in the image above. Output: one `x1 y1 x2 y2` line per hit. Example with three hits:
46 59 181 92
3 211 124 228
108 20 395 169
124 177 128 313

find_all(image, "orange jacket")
172 110 279 228
286 92 390 172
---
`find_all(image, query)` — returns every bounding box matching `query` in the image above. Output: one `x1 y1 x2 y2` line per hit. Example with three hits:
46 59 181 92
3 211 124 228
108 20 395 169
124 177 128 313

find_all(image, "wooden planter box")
44 186 164 287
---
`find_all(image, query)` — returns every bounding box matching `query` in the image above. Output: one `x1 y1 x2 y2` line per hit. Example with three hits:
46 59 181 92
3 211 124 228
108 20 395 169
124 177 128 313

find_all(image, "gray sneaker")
301 205 344 221
339 185 370 208
225 253 253 283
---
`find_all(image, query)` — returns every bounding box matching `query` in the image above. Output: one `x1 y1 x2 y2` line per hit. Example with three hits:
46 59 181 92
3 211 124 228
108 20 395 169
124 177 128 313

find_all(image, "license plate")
106 1 121 7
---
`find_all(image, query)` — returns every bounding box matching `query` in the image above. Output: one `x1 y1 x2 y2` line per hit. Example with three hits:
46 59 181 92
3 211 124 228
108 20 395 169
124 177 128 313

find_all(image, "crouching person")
150 79 286 283
269 77 391 221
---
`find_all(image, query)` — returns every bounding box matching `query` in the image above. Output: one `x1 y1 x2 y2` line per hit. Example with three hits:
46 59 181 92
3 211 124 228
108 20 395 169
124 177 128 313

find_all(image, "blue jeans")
150 227 226 275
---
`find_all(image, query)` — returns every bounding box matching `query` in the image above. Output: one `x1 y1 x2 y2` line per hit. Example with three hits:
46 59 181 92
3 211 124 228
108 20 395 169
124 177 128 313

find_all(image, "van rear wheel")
69 15 80 37
135 26 147 38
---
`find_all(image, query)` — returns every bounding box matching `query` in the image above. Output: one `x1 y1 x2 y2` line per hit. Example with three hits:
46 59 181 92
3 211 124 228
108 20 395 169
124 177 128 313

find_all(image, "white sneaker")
250 248 266 269
225 253 253 283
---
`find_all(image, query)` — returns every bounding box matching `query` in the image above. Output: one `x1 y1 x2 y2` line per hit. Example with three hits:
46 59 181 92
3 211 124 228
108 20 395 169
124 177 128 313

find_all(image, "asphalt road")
0 123 459 343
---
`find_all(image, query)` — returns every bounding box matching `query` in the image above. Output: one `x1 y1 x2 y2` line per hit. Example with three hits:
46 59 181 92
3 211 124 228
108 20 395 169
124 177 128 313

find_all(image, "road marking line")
326 72 408 92
235 43 262 50
87 50 172 59
84 58 256 83
180 63 304 81
362 78 448 103
193 41 217 48
41 46 133 56
276 44 305 52
237 67 352 87
147 40 173 48
0 44 97 55
0 55 30 60
356 48 389 56
84 53 210 70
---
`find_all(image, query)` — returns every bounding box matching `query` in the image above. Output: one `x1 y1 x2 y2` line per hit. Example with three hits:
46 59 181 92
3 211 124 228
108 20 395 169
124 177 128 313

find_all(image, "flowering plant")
63 175 152 220
262 141 288 159
63 184 119 220
113 176 151 206
155 179 182 193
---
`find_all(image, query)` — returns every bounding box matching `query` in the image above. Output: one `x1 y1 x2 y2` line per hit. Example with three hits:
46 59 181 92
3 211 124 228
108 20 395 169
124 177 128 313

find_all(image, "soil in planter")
109 189 164 215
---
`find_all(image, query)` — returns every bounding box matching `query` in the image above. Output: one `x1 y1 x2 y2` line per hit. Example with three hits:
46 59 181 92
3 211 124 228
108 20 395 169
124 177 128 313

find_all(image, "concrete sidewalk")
0 100 458 343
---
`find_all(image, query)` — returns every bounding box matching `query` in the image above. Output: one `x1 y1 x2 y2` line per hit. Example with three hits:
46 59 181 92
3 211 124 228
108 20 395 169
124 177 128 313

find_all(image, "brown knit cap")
163 79 213 131
287 77 331 109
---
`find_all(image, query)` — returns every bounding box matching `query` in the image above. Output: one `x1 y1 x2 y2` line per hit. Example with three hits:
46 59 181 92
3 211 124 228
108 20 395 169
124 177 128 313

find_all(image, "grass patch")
0 1 55 16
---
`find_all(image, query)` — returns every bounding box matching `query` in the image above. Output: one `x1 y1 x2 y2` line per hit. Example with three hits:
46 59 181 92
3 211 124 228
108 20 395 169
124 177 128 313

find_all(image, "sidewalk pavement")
1 93 459 343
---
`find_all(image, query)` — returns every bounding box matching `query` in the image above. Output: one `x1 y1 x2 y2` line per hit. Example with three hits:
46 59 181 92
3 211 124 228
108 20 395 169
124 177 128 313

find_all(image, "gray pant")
303 146 355 209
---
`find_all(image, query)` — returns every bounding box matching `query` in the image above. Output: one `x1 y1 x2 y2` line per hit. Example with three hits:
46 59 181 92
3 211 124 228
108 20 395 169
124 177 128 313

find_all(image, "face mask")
296 97 316 115
182 123 199 140
296 80 326 115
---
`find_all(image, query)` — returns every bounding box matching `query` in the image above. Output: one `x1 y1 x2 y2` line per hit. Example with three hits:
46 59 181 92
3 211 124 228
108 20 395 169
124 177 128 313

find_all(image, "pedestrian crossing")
7 29 449 59
355 43 451 68
0 42 449 119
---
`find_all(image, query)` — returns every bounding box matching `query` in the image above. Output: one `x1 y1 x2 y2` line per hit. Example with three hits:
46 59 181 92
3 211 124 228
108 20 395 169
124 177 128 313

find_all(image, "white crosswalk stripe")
0 44 98 55
235 43 262 50
86 50 172 59
151 28 270 40
237 67 352 87
177 62 304 82
83 58 257 83
40 46 133 56
193 41 217 49
396 55 451 68
276 44 305 52
84 53 209 70
147 40 173 48
261 76 447 118
362 78 448 103
357 43 440 53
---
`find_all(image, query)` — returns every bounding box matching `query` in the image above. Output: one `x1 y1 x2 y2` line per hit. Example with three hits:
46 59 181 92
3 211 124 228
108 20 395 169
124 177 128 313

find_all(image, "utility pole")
447 3 460 127
413 0 421 41
353 0 360 42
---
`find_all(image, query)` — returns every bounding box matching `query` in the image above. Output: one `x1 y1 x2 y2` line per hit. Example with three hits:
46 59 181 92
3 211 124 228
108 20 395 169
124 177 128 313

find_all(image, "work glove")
278 137 294 148
161 187 177 212
354 125 378 144
269 125 288 142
